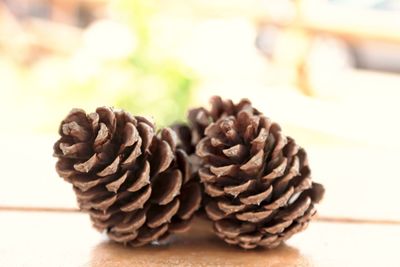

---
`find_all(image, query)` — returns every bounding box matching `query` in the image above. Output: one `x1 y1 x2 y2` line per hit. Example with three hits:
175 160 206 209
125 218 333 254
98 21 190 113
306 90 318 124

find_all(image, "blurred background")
1 0 400 222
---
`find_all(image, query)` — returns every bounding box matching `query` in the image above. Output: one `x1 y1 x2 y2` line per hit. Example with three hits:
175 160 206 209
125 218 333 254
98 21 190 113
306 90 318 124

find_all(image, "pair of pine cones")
54 96 324 249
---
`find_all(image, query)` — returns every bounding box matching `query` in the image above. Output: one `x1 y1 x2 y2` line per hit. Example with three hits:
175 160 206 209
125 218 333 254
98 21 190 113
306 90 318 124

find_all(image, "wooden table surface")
1 136 400 266
1 211 399 267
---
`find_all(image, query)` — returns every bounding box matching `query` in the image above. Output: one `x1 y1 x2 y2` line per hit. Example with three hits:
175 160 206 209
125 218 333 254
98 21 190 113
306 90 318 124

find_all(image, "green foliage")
1 0 196 134
114 60 196 127
99 0 197 127
56 0 196 130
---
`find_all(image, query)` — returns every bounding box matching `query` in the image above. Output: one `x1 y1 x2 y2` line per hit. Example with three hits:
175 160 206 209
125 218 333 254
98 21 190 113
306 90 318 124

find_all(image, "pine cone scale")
239 185 273 205
150 170 182 205
119 185 152 212
147 199 180 228
177 182 202 219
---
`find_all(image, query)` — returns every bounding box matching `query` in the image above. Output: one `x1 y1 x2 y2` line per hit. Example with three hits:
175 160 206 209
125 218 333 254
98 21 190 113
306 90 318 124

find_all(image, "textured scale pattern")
54 107 202 247
173 96 260 157
196 101 325 249
171 97 261 218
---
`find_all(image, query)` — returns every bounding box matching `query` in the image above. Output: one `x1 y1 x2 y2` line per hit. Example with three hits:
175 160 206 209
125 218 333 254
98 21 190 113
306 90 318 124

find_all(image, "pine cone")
196 106 324 249
170 97 260 219
54 107 202 247
173 96 260 156
172 96 260 175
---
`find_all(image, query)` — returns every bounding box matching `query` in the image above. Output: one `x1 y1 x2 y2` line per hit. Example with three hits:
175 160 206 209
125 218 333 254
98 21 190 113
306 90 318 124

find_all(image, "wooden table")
1 136 399 266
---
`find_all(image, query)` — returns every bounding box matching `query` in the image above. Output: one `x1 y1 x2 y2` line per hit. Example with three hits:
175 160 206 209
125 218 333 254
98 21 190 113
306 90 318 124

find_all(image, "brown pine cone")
172 96 260 176
54 107 202 247
173 96 260 156
196 107 324 249
171 97 260 220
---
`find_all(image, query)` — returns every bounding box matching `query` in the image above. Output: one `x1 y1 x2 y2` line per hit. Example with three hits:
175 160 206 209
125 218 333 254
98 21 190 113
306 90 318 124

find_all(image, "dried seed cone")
196 105 324 249
173 96 260 156
54 107 202 247
171 97 261 219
